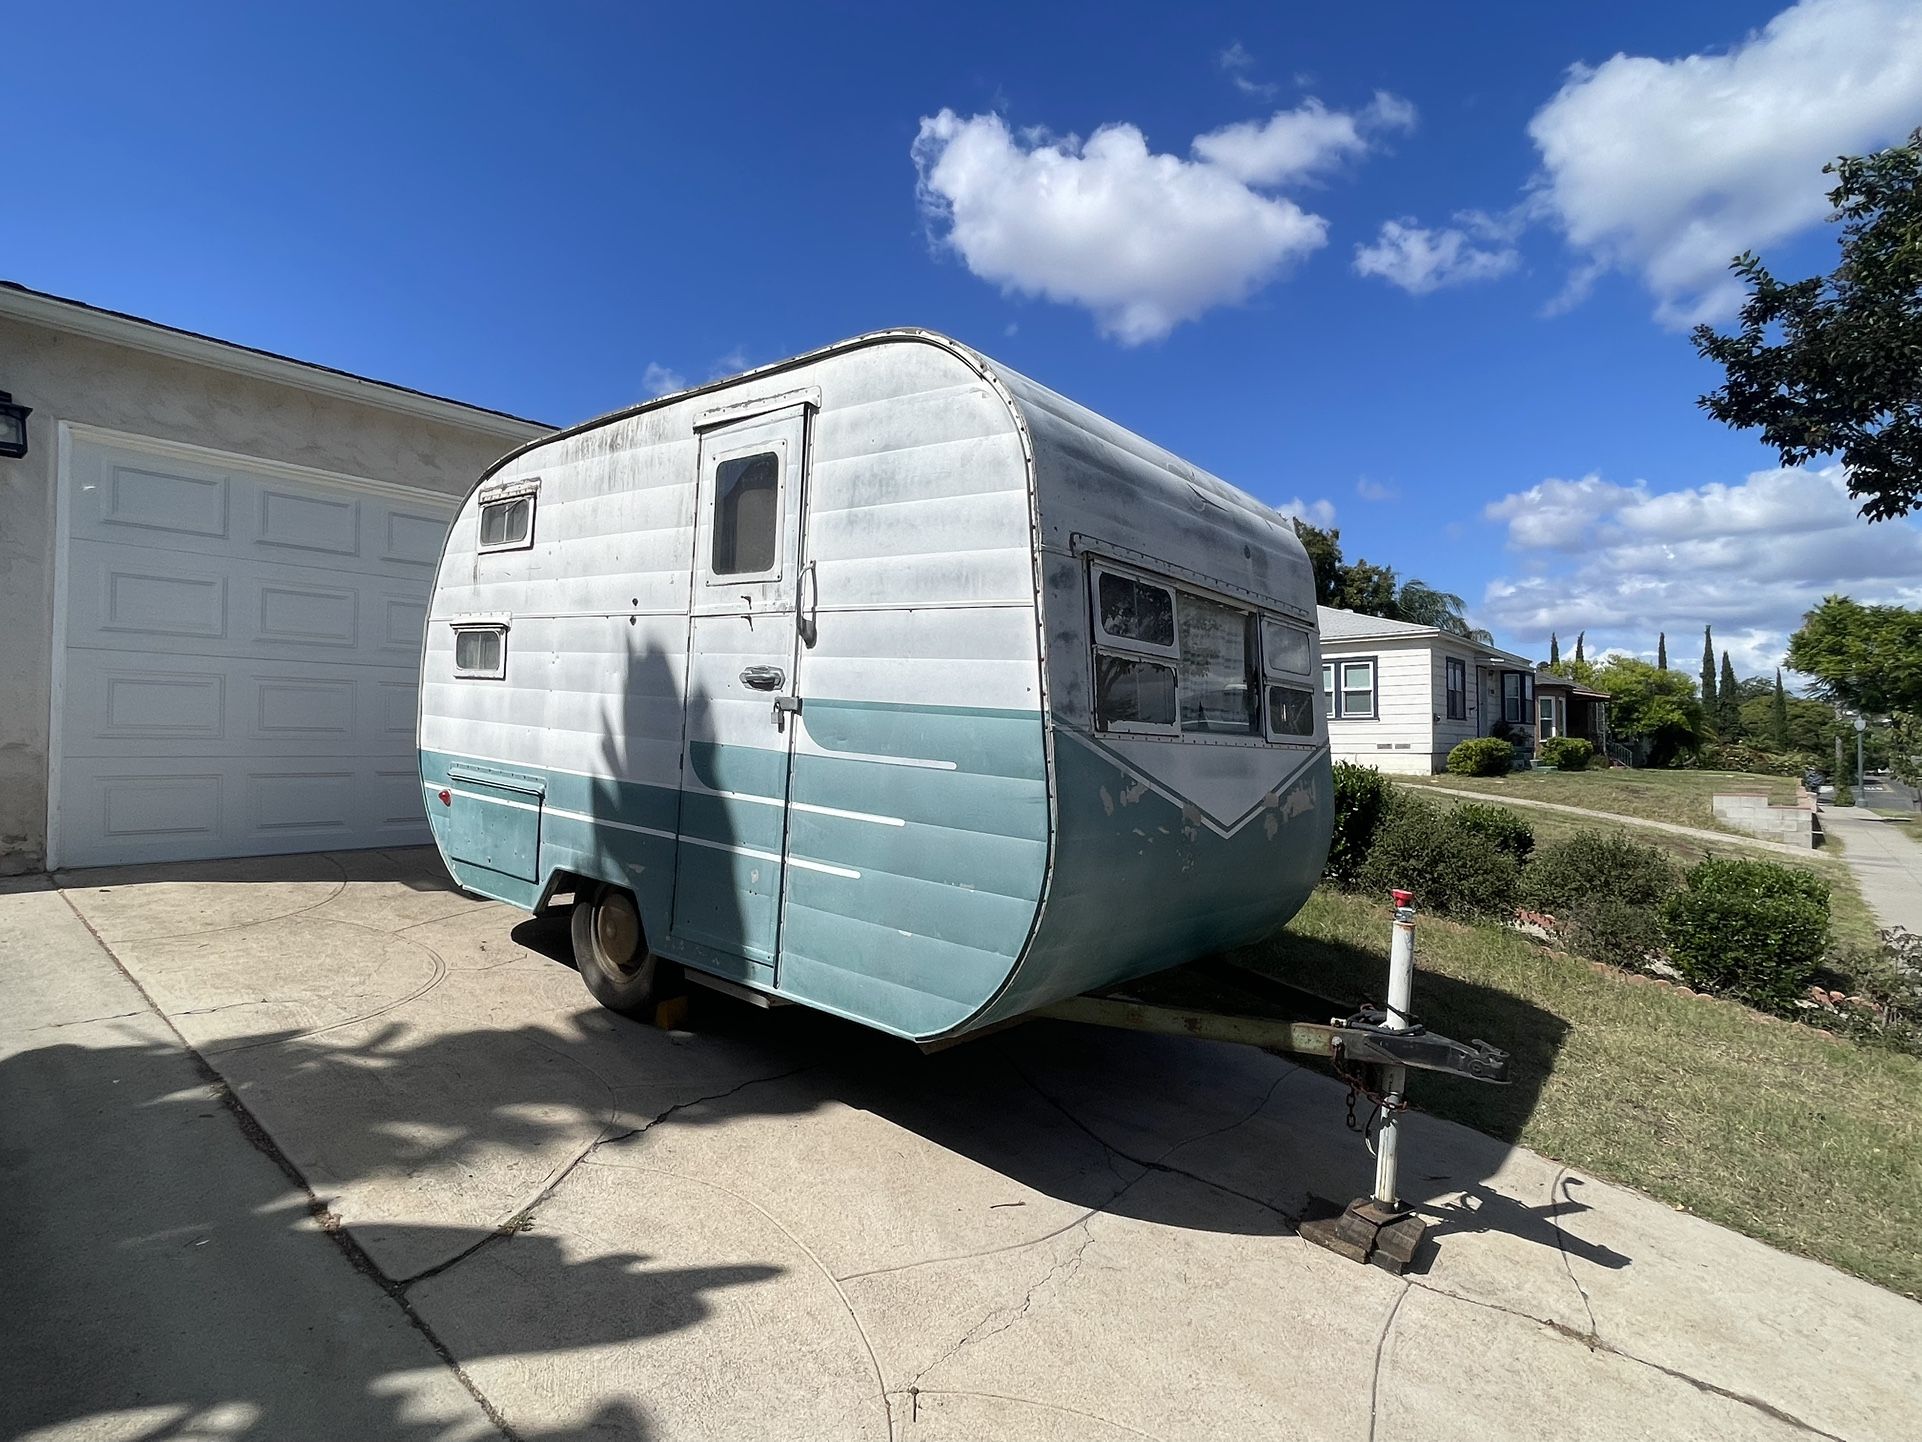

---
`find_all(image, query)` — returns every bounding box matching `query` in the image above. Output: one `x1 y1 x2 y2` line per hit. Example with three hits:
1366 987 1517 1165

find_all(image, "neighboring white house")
1316 606 1545 775
0 282 550 873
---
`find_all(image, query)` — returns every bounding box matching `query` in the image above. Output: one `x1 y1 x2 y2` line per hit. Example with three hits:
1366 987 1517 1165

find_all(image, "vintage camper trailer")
419 331 1332 1043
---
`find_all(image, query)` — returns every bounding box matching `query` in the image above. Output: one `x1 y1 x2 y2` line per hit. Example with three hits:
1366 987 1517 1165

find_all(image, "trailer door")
669 404 810 974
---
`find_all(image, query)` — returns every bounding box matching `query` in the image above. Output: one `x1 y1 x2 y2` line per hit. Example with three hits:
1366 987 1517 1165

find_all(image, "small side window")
1261 617 1313 679
452 624 506 679
1096 570 1176 653
1322 663 1336 718
713 451 780 576
1268 685 1317 736
1095 654 1177 731
479 495 534 551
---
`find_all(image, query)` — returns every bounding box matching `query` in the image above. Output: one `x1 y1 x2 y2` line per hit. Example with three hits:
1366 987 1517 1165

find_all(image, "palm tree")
1395 578 1494 644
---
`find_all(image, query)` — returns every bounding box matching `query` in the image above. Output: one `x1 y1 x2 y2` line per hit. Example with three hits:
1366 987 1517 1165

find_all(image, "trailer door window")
1178 591 1258 735
712 451 779 576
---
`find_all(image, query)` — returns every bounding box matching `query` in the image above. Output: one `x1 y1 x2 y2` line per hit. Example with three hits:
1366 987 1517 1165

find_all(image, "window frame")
1091 564 1180 661
476 478 539 554
1093 652 1181 735
1445 656 1467 721
450 621 508 680
1323 655 1378 720
1501 669 1535 725
702 438 785 586
1260 615 1317 742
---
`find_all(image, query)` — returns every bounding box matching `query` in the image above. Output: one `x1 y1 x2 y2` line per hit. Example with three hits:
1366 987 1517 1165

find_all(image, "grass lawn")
1244 888 1922 1298
1398 767 1797 835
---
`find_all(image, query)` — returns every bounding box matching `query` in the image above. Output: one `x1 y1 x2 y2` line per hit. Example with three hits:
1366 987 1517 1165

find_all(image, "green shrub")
1521 831 1679 915
1447 737 1516 777
1835 784 1855 806
1358 798 1520 919
1324 763 1395 887
1449 802 1534 864
1520 830 1679 968
1699 741 1805 777
1538 736 1593 771
1661 858 1830 1014
1563 897 1668 971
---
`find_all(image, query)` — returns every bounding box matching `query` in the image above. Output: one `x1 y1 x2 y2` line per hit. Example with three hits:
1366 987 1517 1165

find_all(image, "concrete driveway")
4 850 1917 1442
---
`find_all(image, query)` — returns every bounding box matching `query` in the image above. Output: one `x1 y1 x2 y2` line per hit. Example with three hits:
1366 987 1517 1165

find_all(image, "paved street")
5 850 1919 1442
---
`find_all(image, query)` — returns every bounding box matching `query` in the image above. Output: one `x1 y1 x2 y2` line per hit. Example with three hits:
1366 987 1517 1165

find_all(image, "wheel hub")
593 892 643 978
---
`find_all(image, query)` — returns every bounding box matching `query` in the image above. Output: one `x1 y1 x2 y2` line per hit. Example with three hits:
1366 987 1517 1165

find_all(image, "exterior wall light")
0 391 30 459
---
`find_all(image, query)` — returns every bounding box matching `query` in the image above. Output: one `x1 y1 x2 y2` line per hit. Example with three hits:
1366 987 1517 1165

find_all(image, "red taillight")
437 789 451 806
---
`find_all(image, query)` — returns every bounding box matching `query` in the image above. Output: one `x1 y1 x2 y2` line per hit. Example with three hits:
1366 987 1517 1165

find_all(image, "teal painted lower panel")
962 733 1332 1031
420 699 1051 1040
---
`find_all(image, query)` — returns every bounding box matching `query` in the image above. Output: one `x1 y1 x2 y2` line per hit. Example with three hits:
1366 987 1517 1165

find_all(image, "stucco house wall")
0 289 546 872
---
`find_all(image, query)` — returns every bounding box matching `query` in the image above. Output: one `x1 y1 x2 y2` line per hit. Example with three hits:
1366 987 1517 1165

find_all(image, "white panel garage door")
54 431 459 868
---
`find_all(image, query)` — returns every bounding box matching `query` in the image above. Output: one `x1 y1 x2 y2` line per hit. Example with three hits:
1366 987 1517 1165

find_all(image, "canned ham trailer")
418 330 1508 1270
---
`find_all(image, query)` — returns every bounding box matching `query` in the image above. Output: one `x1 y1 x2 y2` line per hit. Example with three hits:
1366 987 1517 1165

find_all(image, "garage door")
53 431 459 868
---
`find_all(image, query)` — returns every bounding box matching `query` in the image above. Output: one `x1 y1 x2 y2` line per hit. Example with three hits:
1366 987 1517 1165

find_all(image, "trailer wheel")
571 884 676 1017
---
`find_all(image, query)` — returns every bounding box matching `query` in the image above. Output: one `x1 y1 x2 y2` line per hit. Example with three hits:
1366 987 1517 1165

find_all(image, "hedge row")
1322 763 1831 1015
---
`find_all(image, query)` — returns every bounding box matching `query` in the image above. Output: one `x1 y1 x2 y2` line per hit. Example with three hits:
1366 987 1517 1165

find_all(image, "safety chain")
1332 1041 1411 1136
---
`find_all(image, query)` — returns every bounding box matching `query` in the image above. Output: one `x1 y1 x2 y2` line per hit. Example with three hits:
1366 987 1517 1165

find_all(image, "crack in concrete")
893 1386 1166 1440
1403 1277 1853 1442
395 1065 816 1293
905 1217 1100 1397
1367 1283 1410 1442
54 889 525 1442
1548 1166 1600 1338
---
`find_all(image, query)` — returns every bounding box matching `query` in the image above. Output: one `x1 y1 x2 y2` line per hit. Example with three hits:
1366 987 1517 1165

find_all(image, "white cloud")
1275 496 1338 528
1355 476 1399 502
1193 93 1415 186
1354 217 1519 294
641 363 685 397
1527 0 1922 328
1481 464 1922 673
913 98 1411 342
1218 41 1277 99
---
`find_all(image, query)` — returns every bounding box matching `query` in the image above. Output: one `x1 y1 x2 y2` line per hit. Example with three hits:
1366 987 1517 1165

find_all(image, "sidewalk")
1401 783 1813 857
1818 807 1922 934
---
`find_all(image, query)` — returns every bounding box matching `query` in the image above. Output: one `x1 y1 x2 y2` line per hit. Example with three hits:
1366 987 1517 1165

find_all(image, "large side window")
712 451 779 576
1179 592 1258 735
1446 657 1467 721
1261 617 1316 738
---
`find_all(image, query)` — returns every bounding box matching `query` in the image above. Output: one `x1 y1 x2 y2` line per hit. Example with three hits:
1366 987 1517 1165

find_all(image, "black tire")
571 883 677 1016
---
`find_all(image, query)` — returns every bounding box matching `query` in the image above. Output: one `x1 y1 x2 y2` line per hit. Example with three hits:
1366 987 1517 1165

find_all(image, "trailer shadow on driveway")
16 858 1917 1442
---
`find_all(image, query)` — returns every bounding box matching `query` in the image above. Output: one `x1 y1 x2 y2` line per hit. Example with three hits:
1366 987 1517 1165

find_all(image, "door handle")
740 665 786 691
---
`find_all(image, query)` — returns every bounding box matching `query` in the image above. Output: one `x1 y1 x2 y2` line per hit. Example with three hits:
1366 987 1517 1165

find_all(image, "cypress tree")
1657 632 1667 669
1574 631 1585 664
1771 668 1790 750
1549 632 1560 667
1701 626 1717 715
1719 651 1740 738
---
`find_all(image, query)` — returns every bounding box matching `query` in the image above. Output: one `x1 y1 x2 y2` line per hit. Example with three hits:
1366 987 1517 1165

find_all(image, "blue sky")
9 0 1922 677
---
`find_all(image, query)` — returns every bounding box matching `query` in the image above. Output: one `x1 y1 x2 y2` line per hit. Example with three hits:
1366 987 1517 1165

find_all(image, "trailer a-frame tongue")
1028 890 1508 1274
